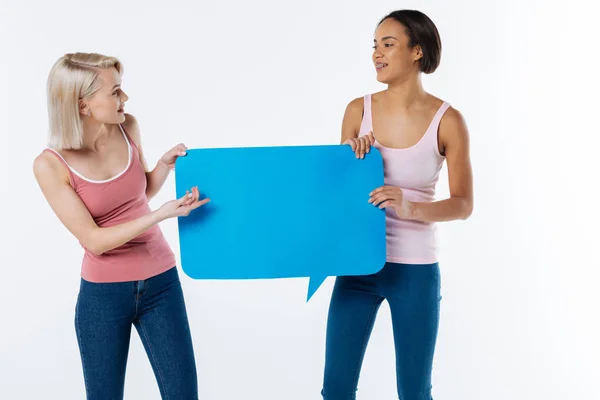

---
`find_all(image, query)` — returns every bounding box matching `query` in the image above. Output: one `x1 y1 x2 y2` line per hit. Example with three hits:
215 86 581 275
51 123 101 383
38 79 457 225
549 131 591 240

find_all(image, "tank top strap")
42 148 77 188
431 101 451 128
359 94 373 136
422 101 451 153
364 94 372 121
118 124 147 177
117 123 138 155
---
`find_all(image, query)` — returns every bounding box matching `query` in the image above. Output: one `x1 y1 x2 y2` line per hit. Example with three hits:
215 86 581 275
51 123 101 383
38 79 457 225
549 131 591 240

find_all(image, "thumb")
344 138 357 150
178 190 193 205
368 131 375 143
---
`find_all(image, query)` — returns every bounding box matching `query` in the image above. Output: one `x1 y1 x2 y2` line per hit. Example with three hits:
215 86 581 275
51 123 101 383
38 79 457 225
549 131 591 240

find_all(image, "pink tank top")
44 124 176 282
359 94 450 264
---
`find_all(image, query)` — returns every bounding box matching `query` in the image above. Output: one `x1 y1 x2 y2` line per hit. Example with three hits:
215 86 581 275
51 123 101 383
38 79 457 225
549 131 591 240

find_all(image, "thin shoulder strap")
118 123 136 152
364 94 372 121
361 94 373 134
118 123 148 174
431 102 451 128
424 101 451 155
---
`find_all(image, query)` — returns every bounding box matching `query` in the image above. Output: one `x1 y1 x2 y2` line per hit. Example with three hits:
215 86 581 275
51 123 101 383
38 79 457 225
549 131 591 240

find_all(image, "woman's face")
372 18 422 84
81 67 129 124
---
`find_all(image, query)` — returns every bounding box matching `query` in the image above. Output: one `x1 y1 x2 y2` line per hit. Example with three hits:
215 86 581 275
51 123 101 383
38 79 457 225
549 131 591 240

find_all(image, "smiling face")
80 67 129 124
372 17 423 84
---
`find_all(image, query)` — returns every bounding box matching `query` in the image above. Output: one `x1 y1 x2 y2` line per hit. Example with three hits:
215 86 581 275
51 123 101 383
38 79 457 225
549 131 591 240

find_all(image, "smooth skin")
343 17 473 222
33 66 209 256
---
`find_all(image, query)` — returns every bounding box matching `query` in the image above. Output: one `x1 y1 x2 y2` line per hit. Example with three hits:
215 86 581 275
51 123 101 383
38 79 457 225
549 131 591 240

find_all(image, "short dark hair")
378 10 442 74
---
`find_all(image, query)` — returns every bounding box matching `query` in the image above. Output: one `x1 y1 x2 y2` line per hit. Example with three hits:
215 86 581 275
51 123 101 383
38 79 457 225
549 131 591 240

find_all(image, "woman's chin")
376 71 392 84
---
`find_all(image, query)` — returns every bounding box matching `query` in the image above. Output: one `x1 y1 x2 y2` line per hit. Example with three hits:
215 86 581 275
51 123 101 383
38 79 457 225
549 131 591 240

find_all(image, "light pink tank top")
44 124 176 282
359 94 450 264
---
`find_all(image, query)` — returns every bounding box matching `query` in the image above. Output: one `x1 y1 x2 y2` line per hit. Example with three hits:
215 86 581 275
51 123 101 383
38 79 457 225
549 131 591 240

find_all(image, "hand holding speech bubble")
174 145 386 301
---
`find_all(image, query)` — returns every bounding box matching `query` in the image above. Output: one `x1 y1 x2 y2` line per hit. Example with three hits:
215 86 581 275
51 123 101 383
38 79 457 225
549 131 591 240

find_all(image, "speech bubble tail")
307 276 327 302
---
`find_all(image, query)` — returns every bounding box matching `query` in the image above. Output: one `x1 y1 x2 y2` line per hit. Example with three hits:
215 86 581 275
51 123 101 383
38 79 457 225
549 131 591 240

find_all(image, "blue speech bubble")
174 145 386 301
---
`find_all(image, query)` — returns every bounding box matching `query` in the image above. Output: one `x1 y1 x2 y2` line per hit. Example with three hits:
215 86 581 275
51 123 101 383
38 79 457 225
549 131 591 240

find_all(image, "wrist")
152 208 168 223
155 160 171 173
406 201 421 220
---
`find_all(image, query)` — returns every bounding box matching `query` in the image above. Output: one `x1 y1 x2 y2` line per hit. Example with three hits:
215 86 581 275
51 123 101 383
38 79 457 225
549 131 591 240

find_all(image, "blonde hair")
46 52 123 150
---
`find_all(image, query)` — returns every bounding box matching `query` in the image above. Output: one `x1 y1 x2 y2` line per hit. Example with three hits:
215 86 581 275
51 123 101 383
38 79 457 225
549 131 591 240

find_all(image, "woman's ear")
414 44 423 61
79 99 90 116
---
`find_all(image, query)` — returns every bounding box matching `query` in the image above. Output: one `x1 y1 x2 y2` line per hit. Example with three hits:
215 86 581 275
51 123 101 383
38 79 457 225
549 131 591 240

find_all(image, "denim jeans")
75 266 198 399
321 262 441 400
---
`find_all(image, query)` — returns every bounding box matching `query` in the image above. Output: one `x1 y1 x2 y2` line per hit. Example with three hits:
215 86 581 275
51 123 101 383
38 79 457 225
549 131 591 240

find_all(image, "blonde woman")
33 53 208 399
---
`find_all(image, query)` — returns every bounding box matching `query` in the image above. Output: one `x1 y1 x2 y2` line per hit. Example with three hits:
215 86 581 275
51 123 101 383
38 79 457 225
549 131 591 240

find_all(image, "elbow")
86 243 106 256
461 199 474 220
84 229 107 256
450 196 473 220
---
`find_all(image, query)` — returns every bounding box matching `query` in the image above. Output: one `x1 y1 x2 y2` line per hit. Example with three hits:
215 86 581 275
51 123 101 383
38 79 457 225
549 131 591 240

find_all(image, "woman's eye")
373 43 393 49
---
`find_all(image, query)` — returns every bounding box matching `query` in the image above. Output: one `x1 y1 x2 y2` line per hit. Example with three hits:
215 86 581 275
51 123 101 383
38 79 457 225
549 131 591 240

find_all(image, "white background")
1 0 599 399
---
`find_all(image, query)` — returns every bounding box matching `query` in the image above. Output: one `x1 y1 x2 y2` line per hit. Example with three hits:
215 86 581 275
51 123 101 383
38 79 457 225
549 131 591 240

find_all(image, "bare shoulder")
32 150 69 185
341 96 367 141
122 113 142 145
345 96 365 114
121 113 149 169
440 106 469 141
344 93 377 123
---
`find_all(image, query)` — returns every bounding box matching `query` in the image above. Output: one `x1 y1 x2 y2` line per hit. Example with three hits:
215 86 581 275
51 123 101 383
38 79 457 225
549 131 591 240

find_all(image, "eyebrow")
374 36 398 42
111 84 121 90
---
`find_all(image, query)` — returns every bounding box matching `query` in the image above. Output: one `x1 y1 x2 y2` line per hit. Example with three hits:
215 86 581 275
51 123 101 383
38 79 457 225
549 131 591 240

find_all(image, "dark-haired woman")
321 10 474 400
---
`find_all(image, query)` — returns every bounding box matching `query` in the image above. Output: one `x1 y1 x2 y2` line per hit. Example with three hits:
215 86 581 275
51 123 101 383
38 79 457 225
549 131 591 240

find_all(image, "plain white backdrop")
1 0 599 399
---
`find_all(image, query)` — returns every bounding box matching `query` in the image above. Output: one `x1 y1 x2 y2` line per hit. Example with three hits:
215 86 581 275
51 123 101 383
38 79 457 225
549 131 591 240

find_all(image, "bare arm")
33 153 203 256
340 97 375 158
122 114 171 200
410 107 474 222
340 97 363 143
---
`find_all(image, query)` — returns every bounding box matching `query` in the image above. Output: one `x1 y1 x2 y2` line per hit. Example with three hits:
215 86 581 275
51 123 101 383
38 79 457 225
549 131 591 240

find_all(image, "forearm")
145 162 171 200
408 197 473 223
87 209 165 255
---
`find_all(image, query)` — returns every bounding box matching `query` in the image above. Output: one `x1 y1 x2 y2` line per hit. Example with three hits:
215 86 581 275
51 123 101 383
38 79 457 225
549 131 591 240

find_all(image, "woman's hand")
158 186 210 220
159 143 188 170
369 185 415 220
344 132 375 159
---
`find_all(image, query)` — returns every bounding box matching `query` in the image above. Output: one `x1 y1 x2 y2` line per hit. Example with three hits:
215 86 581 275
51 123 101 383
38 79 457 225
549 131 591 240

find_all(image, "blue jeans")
75 266 198 399
321 262 441 400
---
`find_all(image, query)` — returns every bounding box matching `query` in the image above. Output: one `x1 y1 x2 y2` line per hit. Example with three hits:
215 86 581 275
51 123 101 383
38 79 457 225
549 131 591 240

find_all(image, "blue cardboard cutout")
175 145 386 301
